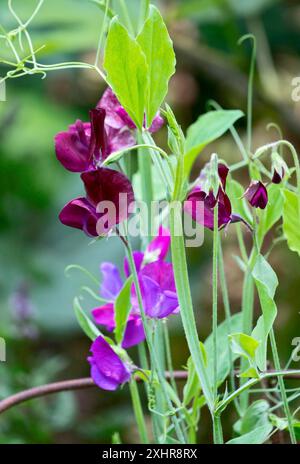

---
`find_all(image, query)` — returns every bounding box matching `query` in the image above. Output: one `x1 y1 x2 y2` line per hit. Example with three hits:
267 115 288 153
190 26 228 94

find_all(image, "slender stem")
212 205 219 401
213 415 224 444
269 329 297 444
124 237 186 443
238 34 257 154
129 379 149 444
163 322 178 395
170 208 214 413
94 0 110 68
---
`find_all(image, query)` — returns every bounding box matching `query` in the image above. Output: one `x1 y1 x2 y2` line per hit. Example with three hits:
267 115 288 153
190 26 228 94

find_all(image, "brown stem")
0 371 188 415
0 370 299 416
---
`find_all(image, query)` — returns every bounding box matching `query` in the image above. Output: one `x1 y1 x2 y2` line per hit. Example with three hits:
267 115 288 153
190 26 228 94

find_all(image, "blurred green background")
0 0 300 443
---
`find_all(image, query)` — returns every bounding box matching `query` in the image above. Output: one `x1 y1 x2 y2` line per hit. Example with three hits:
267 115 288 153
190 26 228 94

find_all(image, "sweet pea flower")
184 163 242 230
59 167 134 236
99 87 164 133
88 336 132 391
56 106 135 237
92 262 145 348
272 168 285 184
244 181 268 209
55 107 134 173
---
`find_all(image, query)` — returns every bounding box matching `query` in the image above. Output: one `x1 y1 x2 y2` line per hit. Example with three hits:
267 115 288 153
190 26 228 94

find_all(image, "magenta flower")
92 263 145 348
99 87 164 133
59 167 134 236
244 181 268 209
184 163 242 230
88 336 132 391
55 107 134 173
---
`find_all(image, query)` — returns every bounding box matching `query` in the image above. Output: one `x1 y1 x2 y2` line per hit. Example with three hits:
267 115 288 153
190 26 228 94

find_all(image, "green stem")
129 379 149 444
163 322 178 395
170 208 214 413
125 238 186 443
213 415 224 444
269 329 297 444
212 205 219 401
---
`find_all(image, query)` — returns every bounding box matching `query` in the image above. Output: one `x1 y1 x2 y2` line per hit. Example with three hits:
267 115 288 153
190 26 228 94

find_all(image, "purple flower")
272 168 284 184
244 181 268 209
59 167 134 236
55 107 134 173
92 263 145 349
99 87 164 133
184 162 242 230
88 336 132 391
136 262 179 319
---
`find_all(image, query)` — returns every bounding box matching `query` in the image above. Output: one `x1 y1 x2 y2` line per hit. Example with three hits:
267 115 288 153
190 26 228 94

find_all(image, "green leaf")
104 17 148 129
227 179 252 224
114 276 133 345
137 6 176 127
234 400 270 435
229 333 260 378
282 189 300 257
257 184 284 247
183 313 242 405
227 424 272 444
184 110 244 176
73 297 101 341
251 255 278 371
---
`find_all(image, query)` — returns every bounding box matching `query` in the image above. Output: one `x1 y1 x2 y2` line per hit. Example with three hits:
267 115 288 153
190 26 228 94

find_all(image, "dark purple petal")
122 315 145 348
124 251 144 278
92 303 115 330
148 113 165 133
244 181 268 209
55 120 91 172
272 168 284 184
88 336 131 391
218 163 229 189
59 197 99 236
146 226 170 261
106 127 135 154
81 167 135 233
99 262 123 300
89 108 108 161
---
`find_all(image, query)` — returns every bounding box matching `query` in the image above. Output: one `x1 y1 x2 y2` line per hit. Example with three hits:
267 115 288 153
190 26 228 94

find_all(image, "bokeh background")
0 0 300 443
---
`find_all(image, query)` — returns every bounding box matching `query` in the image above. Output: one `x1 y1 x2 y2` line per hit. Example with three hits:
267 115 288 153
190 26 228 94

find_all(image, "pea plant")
1 0 300 445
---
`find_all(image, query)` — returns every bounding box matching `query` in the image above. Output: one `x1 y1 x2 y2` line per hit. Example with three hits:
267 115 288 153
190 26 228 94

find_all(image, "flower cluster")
55 88 163 237
88 226 179 390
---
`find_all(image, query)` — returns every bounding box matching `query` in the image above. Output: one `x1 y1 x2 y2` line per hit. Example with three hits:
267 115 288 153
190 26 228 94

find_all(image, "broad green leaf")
137 6 176 126
257 184 284 247
184 110 244 176
73 297 101 341
234 400 270 435
104 18 148 129
251 255 278 371
227 424 272 444
183 313 242 405
229 333 260 378
114 276 133 345
282 189 300 257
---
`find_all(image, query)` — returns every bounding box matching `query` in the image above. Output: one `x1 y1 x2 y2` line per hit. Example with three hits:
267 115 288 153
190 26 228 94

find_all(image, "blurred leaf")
114 276 133 345
183 313 242 405
137 5 176 126
104 17 148 129
235 400 270 435
282 189 300 257
73 297 101 341
227 423 272 444
184 110 244 177
48 392 77 430
229 333 260 378
251 255 278 371
257 184 284 247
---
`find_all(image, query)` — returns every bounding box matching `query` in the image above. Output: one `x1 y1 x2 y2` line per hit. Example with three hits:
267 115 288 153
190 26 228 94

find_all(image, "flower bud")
244 181 268 209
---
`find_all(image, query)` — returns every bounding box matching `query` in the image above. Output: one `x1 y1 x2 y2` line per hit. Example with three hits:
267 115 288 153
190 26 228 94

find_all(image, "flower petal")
146 226 170 261
122 315 145 348
59 197 98 236
124 251 144 278
100 263 123 300
55 120 90 172
92 303 115 331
